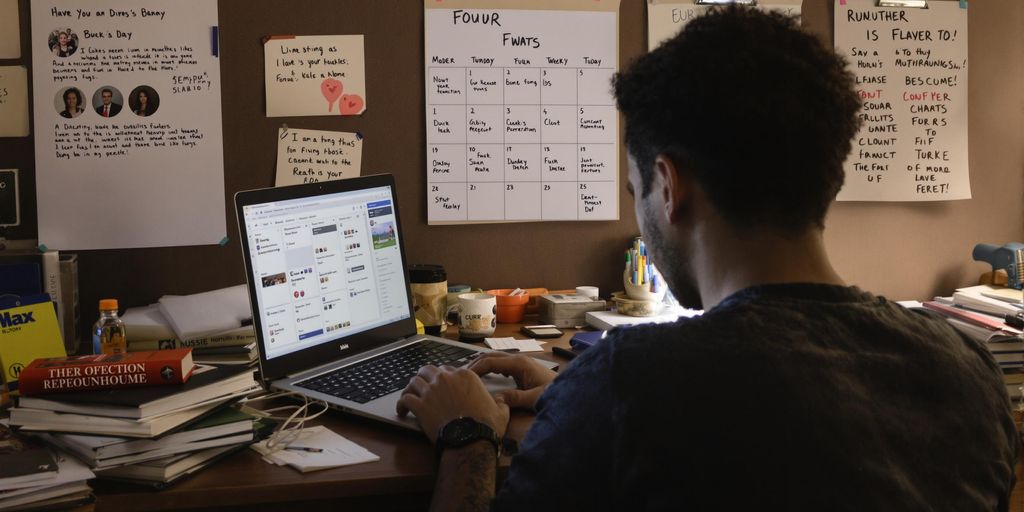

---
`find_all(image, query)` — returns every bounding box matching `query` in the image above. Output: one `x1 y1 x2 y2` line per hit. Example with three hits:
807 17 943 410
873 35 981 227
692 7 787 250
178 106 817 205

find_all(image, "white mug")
446 293 496 338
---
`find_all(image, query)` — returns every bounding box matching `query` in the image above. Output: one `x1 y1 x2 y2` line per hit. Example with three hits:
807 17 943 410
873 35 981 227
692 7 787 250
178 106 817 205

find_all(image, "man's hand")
468 352 558 411
396 365 510 443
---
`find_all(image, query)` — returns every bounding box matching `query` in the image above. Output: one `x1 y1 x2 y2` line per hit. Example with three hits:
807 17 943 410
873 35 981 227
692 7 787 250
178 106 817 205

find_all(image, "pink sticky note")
339 94 365 115
320 78 343 112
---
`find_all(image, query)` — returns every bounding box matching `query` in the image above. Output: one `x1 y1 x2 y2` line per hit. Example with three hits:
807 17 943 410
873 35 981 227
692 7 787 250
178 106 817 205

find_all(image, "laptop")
235 174 553 431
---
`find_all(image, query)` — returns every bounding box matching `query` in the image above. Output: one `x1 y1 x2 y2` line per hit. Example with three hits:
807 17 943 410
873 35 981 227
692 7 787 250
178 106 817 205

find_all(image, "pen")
497 348 520 353
285 446 323 453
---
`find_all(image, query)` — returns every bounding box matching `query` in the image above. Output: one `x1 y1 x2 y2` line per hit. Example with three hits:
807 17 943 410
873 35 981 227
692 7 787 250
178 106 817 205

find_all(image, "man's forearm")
431 440 498 512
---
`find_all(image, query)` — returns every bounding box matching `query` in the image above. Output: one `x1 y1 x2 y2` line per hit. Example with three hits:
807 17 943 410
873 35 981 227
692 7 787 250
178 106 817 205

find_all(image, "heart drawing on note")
320 78 343 112
339 94 365 115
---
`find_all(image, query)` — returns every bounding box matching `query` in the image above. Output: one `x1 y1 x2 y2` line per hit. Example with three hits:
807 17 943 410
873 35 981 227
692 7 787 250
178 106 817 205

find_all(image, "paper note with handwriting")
425 0 620 224
275 127 363 186
31 0 225 249
0 66 29 137
647 0 801 50
0 0 20 58
264 35 366 117
834 0 969 201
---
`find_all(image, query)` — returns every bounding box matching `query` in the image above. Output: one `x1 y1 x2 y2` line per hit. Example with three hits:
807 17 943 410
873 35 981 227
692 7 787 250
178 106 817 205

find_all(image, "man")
95 89 122 117
397 6 1019 510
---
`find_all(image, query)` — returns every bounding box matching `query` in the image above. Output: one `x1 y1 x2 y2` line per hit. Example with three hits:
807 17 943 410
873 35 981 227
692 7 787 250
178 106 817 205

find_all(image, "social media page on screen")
243 186 410 360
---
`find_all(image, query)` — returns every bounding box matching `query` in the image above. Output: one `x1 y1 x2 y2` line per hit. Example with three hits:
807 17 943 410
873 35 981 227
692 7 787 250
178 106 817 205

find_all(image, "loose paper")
425 1 620 224
484 337 545 353
251 426 380 473
275 127 363 186
0 66 29 137
263 35 367 117
834 0 969 201
31 0 226 249
647 1 801 50
0 0 19 59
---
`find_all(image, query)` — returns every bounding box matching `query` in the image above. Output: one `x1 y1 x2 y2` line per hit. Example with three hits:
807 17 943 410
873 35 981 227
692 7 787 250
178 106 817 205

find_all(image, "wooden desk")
90 322 579 511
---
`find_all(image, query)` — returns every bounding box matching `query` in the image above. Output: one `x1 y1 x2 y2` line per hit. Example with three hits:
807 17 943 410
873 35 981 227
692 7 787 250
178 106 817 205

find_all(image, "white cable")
239 391 329 451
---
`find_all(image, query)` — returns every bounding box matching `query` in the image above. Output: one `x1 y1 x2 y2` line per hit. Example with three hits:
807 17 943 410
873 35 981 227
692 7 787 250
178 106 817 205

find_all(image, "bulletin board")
0 0 1022 346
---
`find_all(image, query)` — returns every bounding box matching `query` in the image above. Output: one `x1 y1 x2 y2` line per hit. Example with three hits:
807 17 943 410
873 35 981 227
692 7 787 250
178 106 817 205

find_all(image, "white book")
954 286 1024 317
10 396 236 438
586 305 700 331
51 416 253 460
121 304 177 342
96 445 236 482
46 431 252 469
158 285 252 341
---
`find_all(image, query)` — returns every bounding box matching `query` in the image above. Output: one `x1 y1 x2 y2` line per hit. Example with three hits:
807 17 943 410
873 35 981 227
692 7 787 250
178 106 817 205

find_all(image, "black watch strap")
435 417 501 462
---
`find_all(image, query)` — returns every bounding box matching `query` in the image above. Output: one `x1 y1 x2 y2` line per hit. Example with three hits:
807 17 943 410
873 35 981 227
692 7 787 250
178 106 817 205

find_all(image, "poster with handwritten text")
425 0 620 224
275 127 363 186
647 0 801 50
263 35 366 117
31 0 225 249
835 0 969 201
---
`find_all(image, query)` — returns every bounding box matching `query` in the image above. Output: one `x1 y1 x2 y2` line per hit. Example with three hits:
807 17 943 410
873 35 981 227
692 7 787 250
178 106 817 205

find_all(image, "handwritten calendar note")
647 0 800 50
424 1 620 224
835 0 970 201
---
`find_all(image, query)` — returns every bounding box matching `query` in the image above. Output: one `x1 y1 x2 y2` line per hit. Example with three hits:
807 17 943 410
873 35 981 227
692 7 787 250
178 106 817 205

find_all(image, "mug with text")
446 293 496 339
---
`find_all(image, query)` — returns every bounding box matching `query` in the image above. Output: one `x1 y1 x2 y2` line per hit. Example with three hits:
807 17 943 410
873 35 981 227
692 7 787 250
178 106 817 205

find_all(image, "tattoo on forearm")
432 441 497 512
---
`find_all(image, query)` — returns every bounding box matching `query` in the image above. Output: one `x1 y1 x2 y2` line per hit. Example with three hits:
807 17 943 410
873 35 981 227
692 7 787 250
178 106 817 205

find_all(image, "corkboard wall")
1 0 1021 343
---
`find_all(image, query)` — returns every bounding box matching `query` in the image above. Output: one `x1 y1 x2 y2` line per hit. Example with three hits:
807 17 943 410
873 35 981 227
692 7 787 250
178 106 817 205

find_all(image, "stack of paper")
951 285 1024 317
251 426 379 473
157 284 252 341
484 337 545 353
0 450 94 511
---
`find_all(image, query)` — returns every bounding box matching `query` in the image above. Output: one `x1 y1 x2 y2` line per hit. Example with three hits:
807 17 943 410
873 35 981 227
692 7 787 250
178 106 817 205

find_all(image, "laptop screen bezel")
234 173 418 382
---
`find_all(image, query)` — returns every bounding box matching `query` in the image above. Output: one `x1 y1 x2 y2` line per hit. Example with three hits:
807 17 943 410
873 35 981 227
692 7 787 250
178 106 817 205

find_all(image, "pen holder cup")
488 289 530 324
623 270 667 303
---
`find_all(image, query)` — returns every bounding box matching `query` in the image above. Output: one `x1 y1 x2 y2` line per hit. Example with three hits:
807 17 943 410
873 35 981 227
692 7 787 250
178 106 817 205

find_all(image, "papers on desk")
158 284 252 341
484 337 545 353
251 426 379 473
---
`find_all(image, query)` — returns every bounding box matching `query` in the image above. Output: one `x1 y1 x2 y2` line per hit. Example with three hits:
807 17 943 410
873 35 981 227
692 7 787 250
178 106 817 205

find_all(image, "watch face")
443 417 481 445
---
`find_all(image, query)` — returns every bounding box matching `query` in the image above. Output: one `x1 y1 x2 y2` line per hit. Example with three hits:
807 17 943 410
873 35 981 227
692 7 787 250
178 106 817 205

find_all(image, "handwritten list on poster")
31 0 225 249
275 127 363 186
263 35 367 117
424 1 620 224
647 0 800 50
0 66 29 137
835 0 969 201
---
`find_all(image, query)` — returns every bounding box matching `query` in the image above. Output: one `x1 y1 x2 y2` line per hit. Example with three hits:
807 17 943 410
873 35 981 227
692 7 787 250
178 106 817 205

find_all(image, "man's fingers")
469 354 526 378
416 364 440 381
495 388 538 410
396 391 423 417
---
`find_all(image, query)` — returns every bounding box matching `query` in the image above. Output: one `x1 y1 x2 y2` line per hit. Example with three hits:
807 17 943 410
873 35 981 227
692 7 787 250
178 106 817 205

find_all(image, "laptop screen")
240 184 411 361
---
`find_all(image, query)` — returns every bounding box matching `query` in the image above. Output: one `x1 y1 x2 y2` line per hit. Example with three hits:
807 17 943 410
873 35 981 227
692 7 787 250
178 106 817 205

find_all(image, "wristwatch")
435 417 501 461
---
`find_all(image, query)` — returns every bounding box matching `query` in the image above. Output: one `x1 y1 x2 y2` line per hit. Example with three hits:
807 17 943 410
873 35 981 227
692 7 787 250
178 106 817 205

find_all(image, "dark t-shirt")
492 284 1019 511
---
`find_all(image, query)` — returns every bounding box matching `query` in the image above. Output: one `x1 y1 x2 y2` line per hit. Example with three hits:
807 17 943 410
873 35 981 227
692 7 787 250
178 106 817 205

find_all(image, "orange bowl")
487 289 530 323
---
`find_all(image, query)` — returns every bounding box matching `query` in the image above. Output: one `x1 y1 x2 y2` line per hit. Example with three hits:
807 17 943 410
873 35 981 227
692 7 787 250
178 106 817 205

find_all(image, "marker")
211 26 219 57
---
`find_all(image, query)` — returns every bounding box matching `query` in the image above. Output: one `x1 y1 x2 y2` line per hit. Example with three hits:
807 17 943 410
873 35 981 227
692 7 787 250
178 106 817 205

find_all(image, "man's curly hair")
614 6 861 232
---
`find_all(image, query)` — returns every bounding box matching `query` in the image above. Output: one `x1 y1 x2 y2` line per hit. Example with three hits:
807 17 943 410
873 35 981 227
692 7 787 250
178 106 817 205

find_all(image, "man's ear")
653 154 689 223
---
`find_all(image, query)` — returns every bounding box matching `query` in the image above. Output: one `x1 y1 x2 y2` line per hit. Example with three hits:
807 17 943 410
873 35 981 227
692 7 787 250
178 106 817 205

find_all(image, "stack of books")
9 364 262 487
123 302 257 366
923 284 1024 398
0 423 94 511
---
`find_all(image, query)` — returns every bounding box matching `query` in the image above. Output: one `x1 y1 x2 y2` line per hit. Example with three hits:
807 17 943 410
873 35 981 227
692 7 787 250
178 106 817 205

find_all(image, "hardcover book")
18 349 194 396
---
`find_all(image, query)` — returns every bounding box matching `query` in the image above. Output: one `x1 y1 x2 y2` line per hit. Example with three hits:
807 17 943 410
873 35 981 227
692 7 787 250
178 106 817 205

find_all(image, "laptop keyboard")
295 341 478 404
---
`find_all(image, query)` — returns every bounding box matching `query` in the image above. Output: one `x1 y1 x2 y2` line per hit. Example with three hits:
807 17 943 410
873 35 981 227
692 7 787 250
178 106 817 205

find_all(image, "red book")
18 349 195 396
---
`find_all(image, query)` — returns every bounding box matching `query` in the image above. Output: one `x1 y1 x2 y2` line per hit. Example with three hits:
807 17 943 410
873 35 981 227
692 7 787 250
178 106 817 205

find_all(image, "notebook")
235 174 554 431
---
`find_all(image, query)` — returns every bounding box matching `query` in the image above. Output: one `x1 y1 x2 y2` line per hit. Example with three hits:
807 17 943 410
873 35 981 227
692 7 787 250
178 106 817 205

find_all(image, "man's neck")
690 222 844 309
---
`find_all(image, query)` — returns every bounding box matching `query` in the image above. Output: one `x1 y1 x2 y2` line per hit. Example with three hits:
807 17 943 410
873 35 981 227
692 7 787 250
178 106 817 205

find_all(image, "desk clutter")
916 281 1024 400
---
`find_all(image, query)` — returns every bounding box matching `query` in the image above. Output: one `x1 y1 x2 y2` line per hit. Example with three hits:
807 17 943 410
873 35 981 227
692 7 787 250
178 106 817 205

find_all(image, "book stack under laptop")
0 423 94 511
9 365 263 487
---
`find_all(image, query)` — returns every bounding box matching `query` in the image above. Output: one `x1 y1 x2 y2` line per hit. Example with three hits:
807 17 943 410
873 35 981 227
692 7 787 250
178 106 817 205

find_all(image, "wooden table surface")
90 321 578 511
